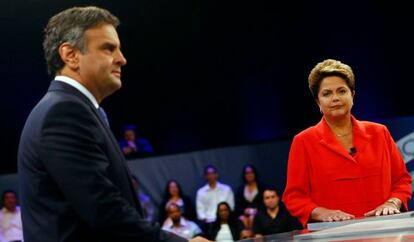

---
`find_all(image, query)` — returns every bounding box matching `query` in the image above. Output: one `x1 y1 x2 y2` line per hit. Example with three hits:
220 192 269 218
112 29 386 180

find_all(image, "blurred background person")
159 179 196 225
235 164 265 230
131 175 156 223
0 190 23 242
162 203 203 240
282 59 412 227
253 187 301 237
119 124 154 158
196 165 234 224
205 202 244 242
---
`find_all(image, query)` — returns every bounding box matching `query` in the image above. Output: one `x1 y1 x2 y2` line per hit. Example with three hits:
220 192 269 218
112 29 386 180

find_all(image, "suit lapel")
87 105 145 215
48 81 144 215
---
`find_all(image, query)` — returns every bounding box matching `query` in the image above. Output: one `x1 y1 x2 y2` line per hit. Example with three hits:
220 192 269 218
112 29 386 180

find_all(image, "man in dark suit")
18 6 210 242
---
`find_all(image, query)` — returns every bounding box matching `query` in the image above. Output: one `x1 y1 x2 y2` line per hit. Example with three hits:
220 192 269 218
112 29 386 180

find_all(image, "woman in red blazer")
282 59 412 227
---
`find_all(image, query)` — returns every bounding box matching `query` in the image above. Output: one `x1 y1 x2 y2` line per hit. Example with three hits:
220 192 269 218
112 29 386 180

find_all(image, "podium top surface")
307 210 414 231
237 212 414 242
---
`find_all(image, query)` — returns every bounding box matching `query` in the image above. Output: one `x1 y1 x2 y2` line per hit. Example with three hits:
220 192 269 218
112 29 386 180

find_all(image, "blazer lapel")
351 116 371 156
316 117 356 162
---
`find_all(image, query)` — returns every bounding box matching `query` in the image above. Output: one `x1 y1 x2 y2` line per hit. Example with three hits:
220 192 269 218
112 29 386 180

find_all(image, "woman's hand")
364 198 401 217
244 207 257 216
311 207 355 222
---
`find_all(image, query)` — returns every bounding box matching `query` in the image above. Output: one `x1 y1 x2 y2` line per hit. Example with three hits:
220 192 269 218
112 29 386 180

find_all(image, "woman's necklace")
335 132 352 137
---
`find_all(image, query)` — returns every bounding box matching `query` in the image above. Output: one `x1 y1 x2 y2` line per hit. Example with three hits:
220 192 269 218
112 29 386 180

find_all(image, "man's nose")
115 49 127 66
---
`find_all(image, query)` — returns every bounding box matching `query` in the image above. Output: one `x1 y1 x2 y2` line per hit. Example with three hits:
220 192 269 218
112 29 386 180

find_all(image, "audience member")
131 175 156 223
119 124 154 158
235 164 265 230
0 190 23 242
196 165 235 223
159 179 196 225
162 203 203 240
205 202 244 242
253 187 301 237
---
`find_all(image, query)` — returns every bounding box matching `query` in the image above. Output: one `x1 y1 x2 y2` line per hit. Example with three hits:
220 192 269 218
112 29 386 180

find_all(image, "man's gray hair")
43 6 119 76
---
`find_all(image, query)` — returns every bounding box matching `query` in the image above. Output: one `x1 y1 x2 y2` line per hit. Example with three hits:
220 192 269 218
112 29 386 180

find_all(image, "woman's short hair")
308 59 355 99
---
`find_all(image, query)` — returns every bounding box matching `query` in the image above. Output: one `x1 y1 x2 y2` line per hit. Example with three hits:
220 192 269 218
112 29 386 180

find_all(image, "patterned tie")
97 107 110 127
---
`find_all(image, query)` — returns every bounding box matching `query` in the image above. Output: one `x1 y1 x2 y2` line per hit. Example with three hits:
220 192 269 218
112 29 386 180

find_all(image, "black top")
206 219 244 241
253 203 302 236
234 183 265 216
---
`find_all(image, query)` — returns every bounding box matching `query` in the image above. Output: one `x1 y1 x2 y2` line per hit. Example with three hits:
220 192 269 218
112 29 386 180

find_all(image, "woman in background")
235 164 264 230
206 202 244 242
159 179 196 225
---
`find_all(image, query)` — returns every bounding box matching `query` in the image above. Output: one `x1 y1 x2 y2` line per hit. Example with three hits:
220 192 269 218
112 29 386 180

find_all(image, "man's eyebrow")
100 42 118 50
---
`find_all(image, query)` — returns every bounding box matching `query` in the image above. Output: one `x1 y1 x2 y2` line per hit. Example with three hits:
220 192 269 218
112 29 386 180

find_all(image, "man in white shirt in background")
196 165 234 224
0 190 23 242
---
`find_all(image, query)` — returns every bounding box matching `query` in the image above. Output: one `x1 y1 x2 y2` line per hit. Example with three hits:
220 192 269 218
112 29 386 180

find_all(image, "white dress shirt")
162 218 202 239
196 182 234 222
0 206 23 242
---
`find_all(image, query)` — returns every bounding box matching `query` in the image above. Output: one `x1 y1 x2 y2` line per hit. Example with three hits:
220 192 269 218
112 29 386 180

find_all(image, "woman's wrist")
385 198 402 210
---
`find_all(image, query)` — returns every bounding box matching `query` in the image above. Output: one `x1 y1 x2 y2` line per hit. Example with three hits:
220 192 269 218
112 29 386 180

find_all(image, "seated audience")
131 175 156 223
253 187 302 237
159 179 196 225
196 165 235 223
0 190 23 242
235 164 265 230
119 124 154 158
206 202 245 242
162 203 203 240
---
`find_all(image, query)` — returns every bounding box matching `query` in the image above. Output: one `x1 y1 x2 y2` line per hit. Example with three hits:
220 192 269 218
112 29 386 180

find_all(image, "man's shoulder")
30 84 91 119
37 97 93 126
197 184 209 193
217 182 233 191
186 220 201 230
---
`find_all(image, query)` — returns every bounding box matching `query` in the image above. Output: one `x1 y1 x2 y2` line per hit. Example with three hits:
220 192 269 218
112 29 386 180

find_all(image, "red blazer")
282 116 412 226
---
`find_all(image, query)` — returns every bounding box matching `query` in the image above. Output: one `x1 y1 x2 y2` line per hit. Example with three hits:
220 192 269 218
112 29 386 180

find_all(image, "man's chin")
103 81 122 99
110 78 122 90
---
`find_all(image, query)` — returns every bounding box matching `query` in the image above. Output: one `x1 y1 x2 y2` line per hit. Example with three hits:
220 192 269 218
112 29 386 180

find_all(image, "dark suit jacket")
234 182 265 217
18 81 187 242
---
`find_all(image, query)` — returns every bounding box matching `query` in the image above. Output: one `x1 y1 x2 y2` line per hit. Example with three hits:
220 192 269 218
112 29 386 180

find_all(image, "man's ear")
58 43 80 70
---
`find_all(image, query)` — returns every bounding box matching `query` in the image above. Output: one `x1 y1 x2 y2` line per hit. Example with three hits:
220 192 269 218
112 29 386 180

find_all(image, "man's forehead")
206 168 216 173
84 24 120 44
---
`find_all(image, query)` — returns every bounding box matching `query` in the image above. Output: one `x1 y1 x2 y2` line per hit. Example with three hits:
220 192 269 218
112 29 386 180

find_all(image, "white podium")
237 211 414 242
